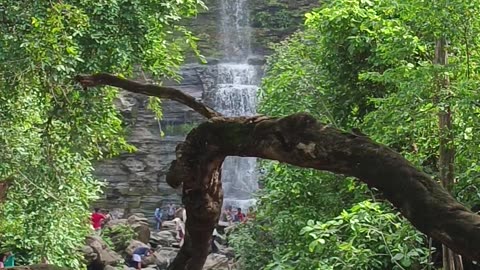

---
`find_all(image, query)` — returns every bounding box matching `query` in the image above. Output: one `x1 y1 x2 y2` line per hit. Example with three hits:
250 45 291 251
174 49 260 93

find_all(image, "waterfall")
219 0 251 62
214 0 259 210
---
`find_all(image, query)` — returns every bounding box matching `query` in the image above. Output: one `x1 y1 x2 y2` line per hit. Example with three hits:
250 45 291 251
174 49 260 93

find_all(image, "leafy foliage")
259 0 480 205
232 0 480 268
300 201 430 270
230 163 368 269
0 0 204 267
102 224 136 252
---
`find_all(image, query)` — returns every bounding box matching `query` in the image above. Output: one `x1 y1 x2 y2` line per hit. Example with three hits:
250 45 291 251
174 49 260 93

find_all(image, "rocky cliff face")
94 0 319 217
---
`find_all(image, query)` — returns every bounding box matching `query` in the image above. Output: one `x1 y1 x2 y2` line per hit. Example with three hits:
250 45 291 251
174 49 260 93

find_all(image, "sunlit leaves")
301 201 430 270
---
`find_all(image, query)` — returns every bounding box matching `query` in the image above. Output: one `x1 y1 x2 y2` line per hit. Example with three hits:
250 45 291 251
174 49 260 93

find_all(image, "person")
211 227 223 253
102 210 112 228
129 247 154 269
233 208 245 223
175 206 187 223
91 208 105 234
173 217 185 247
221 206 234 225
2 252 14 268
244 206 255 223
167 203 176 221
154 208 163 231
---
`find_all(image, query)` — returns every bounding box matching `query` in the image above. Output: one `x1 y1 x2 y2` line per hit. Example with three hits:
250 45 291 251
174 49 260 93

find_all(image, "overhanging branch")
173 114 480 260
74 73 221 119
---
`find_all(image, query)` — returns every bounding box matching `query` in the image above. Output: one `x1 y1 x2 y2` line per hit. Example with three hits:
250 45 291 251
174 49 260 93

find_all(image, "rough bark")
76 74 480 269
0 177 11 203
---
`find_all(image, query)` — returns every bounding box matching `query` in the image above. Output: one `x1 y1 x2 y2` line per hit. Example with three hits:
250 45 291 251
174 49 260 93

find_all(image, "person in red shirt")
234 208 245 223
91 208 105 234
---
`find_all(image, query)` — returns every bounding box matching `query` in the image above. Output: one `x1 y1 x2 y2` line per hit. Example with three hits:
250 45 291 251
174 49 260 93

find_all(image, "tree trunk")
75 74 480 270
0 177 11 203
434 37 463 270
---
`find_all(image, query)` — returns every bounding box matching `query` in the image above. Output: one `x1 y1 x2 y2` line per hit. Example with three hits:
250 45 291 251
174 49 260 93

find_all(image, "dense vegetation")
1 0 480 269
0 0 204 267
231 0 480 269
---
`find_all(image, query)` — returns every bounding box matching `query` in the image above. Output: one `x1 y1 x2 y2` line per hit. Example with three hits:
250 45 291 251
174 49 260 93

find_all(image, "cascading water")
213 0 259 210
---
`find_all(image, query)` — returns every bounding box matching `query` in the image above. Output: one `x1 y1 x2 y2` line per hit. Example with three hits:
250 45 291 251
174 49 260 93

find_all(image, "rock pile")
81 214 234 270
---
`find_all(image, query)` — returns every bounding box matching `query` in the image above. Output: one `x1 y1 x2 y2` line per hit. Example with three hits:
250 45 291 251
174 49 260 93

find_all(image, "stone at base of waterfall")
160 220 177 232
125 240 150 256
217 245 235 259
127 214 151 244
131 222 151 244
127 214 149 224
105 218 128 228
81 245 97 265
150 231 177 247
84 235 123 268
154 247 179 269
203 254 232 270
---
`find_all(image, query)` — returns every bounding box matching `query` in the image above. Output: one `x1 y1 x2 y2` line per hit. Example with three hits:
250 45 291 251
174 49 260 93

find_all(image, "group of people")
154 203 186 247
220 206 255 225
87 204 254 269
154 203 178 230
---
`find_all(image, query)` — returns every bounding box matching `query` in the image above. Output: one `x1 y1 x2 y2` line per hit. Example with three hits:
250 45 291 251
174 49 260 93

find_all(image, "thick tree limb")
74 73 221 119
171 114 480 262
76 74 480 269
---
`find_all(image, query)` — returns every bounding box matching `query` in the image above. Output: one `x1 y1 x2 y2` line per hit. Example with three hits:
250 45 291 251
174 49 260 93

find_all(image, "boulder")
85 235 107 251
97 247 123 267
218 246 235 259
203 254 231 270
154 247 179 269
84 235 123 269
141 255 158 267
160 221 177 232
81 245 97 265
127 215 149 225
131 222 151 244
127 214 151 244
125 240 149 256
150 231 177 247
105 218 128 228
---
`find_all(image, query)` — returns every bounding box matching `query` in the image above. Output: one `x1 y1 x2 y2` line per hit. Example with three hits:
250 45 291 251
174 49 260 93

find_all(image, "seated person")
129 247 154 269
2 252 14 268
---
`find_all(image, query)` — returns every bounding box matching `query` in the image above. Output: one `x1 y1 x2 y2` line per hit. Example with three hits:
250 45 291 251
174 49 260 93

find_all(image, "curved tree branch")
76 74 480 269
167 114 480 267
74 73 221 119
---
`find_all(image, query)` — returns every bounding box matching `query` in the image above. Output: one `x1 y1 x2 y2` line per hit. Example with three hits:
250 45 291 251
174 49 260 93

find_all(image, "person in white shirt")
173 217 185 247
